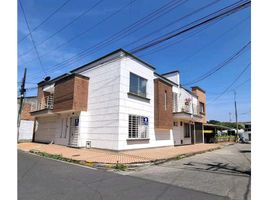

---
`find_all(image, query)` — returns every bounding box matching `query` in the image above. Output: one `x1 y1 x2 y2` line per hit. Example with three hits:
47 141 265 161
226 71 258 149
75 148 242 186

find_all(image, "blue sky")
18 0 251 122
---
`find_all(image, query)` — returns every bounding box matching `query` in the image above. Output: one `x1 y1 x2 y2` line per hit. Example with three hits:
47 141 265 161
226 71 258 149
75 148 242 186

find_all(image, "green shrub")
114 162 127 171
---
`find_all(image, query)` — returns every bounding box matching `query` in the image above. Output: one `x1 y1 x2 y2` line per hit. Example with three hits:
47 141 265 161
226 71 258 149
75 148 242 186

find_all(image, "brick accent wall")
154 79 173 129
53 74 89 112
192 87 207 123
21 103 35 120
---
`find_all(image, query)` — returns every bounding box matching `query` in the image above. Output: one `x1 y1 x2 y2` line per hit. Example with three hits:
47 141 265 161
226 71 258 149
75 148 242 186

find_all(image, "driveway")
121 143 251 200
18 150 227 200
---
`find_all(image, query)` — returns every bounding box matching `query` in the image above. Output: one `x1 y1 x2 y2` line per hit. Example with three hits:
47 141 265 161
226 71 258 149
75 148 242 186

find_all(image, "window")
184 123 190 138
164 91 167 110
128 115 148 139
129 73 147 98
199 102 205 113
173 122 178 127
173 92 178 112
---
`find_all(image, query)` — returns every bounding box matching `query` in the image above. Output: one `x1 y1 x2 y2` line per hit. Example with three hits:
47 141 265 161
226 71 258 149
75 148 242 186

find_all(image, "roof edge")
161 70 180 76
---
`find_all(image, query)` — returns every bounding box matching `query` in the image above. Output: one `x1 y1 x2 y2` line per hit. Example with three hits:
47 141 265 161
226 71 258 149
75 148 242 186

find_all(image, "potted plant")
185 98 191 105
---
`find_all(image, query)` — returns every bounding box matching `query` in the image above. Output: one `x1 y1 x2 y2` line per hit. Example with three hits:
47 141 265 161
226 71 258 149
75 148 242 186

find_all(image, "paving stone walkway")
18 142 227 164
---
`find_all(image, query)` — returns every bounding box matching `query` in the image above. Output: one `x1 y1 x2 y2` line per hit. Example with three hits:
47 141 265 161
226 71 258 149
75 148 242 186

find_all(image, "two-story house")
30 49 206 150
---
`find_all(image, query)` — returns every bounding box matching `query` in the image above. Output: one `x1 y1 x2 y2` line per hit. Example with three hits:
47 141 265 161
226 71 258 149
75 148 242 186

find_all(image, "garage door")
34 117 59 143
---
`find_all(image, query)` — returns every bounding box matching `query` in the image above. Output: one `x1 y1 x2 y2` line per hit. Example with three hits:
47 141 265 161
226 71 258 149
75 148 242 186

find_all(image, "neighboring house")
240 121 251 132
17 96 37 141
30 49 206 150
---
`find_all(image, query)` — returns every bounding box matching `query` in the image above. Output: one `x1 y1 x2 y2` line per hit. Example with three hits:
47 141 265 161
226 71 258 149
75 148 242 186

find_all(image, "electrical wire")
26 0 188 80
18 0 72 43
209 62 250 103
183 41 250 86
20 0 139 66
18 0 47 76
130 0 250 54
19 0 104 58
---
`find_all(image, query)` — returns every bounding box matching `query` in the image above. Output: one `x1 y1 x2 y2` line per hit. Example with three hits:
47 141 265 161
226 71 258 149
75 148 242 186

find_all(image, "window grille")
128 115 148 139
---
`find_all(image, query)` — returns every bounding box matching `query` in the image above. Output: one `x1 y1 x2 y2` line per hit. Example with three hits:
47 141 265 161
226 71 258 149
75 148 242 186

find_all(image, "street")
18 150 227 200
122 143 251 200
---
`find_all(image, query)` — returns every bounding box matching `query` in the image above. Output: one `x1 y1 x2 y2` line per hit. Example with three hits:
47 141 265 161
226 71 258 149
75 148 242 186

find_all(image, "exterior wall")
73 76 89 111
117 57 173 150
162 72 180 85
18 120 34 141
17 97 37 120
173 120 193 145
37 86 44 107
21 103 35 120
154 79 173 129
53 75 89 112
177 88 196 113
54 78 75 112
78 59 122 149
192 87 207 123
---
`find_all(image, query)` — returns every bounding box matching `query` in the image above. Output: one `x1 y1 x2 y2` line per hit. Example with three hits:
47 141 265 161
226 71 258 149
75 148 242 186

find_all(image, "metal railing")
37 95 54 110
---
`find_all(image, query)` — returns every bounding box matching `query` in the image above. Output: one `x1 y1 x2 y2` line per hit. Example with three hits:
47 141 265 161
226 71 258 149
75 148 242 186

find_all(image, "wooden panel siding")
154 79 173 129
53 74 89 112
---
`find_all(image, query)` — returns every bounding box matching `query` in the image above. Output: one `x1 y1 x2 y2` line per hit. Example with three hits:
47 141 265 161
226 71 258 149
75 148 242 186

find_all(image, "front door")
69 116 79 147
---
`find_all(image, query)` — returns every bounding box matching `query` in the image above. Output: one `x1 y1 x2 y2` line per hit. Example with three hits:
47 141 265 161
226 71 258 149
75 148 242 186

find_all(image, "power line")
130 0 250 54
18 0 72 44
175 15 250 66
28 0 249 81
18 0 47 76
26 0 188 80
27 0 250 84
183 41 250 86
20 0 139 67
209 62 250 103
233 78 250 89
124 0 221 50
19 0 104 58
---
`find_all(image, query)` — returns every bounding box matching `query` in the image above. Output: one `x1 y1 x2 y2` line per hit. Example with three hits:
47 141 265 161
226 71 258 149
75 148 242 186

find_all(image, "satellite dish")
44 76 51 81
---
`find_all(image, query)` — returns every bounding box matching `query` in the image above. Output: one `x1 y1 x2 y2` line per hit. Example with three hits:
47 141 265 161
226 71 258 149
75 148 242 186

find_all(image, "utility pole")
233 90 239 142
17 68 27 142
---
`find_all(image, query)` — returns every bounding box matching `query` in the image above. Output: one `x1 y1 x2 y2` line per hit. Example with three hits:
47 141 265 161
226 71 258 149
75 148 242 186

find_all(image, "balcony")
38 95 54 110
173 104 202 122
30 73 89 117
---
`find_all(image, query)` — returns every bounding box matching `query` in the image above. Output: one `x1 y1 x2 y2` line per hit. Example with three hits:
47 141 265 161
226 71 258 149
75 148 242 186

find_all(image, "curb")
23 145 223 171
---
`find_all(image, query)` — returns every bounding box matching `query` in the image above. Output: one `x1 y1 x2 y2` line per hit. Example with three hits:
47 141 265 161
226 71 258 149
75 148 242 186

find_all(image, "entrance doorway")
69 116 79 147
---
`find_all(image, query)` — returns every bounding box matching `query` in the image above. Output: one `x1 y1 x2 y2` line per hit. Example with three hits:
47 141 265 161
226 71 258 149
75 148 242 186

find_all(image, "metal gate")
69 116 79 147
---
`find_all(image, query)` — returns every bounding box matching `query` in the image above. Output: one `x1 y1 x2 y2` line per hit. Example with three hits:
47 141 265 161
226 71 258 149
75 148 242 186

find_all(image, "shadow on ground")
183 161 251 176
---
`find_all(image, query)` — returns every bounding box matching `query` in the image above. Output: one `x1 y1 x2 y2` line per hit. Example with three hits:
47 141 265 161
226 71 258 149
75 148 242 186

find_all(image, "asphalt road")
18 151 227 200
122 143 251 200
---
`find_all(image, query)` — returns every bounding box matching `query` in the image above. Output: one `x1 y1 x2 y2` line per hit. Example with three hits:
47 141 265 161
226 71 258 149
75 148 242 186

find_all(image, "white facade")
33 50 204 150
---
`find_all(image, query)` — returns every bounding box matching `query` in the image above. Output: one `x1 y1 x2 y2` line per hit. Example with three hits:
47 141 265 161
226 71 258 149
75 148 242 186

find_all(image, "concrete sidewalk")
18 142 228 164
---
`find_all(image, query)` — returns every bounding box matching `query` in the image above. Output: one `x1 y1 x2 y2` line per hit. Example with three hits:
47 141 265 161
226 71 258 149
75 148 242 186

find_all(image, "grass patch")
29 150 81 165
113 162 128 171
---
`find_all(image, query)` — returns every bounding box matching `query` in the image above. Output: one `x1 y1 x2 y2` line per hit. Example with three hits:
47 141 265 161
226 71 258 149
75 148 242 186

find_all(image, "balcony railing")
37 95 54 110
